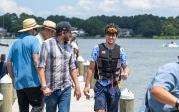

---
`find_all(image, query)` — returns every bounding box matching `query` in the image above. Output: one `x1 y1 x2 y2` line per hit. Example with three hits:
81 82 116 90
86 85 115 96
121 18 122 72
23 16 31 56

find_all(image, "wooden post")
0 74 13 112
120 88 134 112
120 99 134 112
77 56 85 81
13 89 17 103
0 93 3 108
78 61 84 76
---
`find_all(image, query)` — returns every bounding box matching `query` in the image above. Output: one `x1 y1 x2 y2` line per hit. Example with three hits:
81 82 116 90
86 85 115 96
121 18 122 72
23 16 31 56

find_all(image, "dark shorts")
94 82 120 112
16 86 44 112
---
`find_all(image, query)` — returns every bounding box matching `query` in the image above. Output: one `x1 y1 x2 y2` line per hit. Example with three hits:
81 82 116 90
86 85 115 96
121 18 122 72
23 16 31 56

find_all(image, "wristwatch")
41 85 48 90
175 99 179 109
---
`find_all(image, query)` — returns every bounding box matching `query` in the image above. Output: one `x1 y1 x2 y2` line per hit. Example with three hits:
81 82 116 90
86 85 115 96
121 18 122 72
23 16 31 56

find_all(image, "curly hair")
104 23 119 35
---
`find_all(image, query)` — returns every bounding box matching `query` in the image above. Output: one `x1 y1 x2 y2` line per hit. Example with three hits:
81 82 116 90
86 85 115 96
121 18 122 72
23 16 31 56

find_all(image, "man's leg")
45 91 58 112
25 87 44 112
107 86 120 112
16 89 29 112
58 87 71 112
94 82 107 112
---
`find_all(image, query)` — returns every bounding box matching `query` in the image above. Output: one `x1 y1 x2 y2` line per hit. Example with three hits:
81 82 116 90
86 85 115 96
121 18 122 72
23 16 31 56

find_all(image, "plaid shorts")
94 82 120 112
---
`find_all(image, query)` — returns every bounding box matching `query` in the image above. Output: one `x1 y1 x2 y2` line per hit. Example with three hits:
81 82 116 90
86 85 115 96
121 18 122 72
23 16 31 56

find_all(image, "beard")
64 36 69 44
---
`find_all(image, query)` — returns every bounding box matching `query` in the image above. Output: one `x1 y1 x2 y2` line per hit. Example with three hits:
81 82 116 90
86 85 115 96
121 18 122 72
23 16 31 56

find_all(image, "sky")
0 0 179 19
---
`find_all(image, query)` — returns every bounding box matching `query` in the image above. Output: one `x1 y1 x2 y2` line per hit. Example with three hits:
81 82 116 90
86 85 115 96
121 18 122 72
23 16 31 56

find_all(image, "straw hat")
43 20 56 31
18 18 42 32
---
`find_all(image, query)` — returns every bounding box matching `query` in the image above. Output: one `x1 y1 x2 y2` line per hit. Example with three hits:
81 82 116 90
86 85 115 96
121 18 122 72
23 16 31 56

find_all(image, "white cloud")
54 0 125 19
0 0 33 15
123 0 179 10
55 5 82 18
99 0 120 12
1 0 179 19
78 0 95 11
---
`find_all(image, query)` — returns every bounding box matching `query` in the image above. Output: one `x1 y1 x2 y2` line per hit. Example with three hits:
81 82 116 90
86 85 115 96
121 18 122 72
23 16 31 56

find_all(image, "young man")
7 18 43 112
36 20 56 45
83 23 129 112
38 21 81 112
145 62 179 111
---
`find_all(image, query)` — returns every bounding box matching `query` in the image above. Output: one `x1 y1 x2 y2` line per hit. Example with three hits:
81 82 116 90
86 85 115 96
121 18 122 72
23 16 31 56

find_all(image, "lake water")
1 38 179 112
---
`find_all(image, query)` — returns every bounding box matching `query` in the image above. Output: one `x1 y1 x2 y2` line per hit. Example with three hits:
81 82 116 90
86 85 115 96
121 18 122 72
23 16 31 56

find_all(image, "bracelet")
175 99 179 109
41 85 48 90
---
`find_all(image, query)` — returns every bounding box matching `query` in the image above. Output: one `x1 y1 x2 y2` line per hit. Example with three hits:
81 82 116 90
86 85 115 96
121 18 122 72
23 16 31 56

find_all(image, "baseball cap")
56 21 72 33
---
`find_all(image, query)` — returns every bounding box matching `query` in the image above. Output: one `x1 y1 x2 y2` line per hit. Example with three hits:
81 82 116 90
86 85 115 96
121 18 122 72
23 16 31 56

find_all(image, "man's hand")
83 87 90 99
42 87 52 96
121 71 128 80
74 85 81 100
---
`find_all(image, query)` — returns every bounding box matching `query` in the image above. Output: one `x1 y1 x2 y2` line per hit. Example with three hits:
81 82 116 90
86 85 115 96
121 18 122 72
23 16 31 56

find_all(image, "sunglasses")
106 27 117 34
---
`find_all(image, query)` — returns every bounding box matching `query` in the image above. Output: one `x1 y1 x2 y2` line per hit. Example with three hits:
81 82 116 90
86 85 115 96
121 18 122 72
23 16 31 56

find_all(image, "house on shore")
119 28 133 37
0 27 7 38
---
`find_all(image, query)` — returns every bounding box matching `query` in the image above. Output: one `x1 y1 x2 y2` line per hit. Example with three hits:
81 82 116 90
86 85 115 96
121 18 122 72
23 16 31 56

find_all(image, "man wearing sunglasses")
84 23 129 112
36 20 56 45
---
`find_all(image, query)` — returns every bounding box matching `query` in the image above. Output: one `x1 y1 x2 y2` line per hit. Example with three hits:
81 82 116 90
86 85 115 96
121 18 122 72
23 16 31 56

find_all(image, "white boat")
162 42 178 48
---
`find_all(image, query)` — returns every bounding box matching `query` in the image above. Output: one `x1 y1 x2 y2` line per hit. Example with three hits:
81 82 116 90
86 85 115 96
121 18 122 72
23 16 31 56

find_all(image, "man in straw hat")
38 21 81 112
36 20 56 45
84 23 129 112
7 18 43 112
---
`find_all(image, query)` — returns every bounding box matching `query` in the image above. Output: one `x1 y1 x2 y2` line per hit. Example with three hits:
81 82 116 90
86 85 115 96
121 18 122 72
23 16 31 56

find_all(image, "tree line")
1 13 179 39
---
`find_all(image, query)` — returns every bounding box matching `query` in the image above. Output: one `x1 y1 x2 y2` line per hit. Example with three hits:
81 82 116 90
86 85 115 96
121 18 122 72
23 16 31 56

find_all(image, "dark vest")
94 43 121 79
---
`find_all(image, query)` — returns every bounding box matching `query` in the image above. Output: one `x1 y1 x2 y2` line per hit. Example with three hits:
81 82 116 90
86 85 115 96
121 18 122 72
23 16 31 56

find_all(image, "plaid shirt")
38 37 76 92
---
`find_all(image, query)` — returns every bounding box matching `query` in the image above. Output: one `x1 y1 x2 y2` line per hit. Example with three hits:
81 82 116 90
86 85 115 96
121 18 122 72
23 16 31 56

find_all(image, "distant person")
70 34 79 71
7 18 43 112
144 62 179 111
0 54 8 79
36 20 56 45
83 23 129 112
70 35 79 60
38 21 81 112
170 41 177 45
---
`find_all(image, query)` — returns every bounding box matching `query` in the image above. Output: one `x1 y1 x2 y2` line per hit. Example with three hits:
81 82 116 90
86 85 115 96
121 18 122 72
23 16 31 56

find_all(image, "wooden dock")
12 81 94 112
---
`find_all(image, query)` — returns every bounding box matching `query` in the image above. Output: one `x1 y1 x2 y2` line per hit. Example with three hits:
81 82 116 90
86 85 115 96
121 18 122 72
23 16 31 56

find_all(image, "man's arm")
38 67 52 96
151 86 177 107
121 64 129 80
70 68 81 100
33 53 39 71
37 41 52 96
83 61 95 97
7 61 13 79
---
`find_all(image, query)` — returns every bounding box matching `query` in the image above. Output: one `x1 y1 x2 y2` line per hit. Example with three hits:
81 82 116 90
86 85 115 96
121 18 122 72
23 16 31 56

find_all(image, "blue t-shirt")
90 44 128 86
7 32 40 90
145 62 179 112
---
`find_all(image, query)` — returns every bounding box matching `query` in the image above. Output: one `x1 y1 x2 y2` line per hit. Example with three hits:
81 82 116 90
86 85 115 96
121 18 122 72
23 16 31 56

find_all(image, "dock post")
79 61 84 76
0 74 13 112
120 88 134 112
0 93 3 108
77 56 85 80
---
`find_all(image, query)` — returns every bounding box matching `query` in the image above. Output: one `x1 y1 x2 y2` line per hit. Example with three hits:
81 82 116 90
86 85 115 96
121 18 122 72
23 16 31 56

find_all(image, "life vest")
94 43 121 80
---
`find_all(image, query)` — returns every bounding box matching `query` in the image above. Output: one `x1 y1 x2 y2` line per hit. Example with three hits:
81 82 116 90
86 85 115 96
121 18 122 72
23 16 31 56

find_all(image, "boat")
0 43 9 47
162 41 178 48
